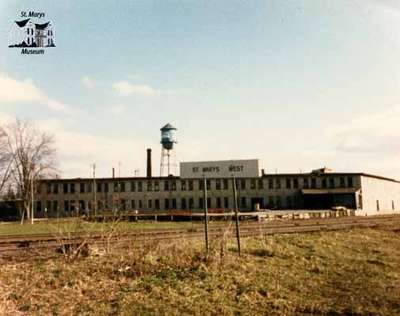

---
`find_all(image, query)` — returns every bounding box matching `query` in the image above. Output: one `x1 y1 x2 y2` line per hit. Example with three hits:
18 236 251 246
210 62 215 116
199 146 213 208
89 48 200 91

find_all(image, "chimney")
146 148 152 178
112 167 115 178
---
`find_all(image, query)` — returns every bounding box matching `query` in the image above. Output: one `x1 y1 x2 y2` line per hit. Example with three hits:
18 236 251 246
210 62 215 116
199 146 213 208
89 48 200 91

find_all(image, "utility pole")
203 177 209 253
93 163 97 217
232 176 241 256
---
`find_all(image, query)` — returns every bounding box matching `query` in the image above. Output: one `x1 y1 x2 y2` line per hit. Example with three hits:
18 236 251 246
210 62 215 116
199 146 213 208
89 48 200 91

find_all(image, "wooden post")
232 176 241 256
203 177 209 253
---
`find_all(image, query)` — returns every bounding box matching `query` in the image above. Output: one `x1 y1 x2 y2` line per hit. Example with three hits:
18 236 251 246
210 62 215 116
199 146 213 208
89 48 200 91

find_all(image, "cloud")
109 104 126 115
112 81 157 96
81 76 95 89
0 73 71 113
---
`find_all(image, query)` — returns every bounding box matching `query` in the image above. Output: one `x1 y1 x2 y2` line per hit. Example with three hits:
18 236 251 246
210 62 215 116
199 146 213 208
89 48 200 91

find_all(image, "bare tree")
0 127 13 195
3 119 58 222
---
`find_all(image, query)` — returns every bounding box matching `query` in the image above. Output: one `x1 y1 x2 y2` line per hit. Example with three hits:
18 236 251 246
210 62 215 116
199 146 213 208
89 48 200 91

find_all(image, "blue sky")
0 0 400 178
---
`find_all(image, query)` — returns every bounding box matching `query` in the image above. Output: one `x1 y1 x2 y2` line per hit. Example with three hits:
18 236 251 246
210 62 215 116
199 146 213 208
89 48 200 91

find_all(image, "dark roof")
160 123 177 131
15 19 30 27
35 22 50 30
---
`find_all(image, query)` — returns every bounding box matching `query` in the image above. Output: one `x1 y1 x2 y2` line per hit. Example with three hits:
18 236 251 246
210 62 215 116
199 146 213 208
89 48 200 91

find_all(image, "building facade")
33 166 400 217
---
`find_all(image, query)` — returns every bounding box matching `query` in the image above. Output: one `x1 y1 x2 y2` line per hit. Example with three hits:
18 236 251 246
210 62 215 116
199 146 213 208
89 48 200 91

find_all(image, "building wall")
34 173 361 217
358 176 400 216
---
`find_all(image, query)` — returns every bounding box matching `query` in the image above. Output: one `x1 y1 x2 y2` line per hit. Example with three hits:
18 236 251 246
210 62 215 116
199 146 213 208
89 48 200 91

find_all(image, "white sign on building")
180 159 259 179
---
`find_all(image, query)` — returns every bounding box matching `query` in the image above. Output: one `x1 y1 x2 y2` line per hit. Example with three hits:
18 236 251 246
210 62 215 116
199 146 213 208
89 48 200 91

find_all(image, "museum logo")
8 11 55 55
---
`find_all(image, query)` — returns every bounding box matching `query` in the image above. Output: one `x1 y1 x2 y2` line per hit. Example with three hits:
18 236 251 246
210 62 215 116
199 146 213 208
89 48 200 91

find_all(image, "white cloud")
109 104 126 115
112 81 157 96
0 73 71 113
81 76 95 89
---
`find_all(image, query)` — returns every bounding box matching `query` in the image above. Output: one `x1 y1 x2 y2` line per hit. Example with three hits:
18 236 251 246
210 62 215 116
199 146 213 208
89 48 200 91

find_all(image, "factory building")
32 154 400 217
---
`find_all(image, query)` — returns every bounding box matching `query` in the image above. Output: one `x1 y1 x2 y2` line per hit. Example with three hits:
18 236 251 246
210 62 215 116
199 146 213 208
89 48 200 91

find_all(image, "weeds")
0 228 399 315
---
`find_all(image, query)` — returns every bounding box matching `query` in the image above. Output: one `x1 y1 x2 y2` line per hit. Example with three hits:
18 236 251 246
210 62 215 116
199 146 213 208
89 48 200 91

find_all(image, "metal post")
203 177 209 253
93 163 97 217
30 171 34 225
232 176 241 256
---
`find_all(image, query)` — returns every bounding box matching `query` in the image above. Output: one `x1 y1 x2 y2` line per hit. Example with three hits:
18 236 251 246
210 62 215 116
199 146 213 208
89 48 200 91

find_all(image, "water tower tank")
160 123 177 150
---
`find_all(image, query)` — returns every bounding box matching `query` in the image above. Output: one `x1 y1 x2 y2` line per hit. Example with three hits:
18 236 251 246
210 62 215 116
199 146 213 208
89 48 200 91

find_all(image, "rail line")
0 215 399 255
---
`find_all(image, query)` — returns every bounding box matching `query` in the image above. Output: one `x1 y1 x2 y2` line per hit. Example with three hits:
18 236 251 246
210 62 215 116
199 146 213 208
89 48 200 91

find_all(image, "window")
70 183 75 194
303 178 309 189
131 182 136 192
276 196 282 208
321 178 327 188
172 198 177 209
286 178 291 189
181 180 186 191
120 182 126 192
47 183 51 194
311 178 316 189
36 201 42 212
258 179 264 189
147 181 152 191
97 182 102 193
70 200 76 212
223 179 228 190
63 183 68 194
53 201 58 212
80 183 85 193
64 200 69 212
104 182 109 193
275 179 281 189
189 198 194 209
165 198 170 209
164 180 169 191
148 199 152 209
216 179 221 190
207 197 211 208
329 178 335 188
171 181 177 191
340 177 345 188
188 180 194 191
181 198 187 209
199 198 204 209
251 179 256 189
241 197 247 208
138 181 142 192
131 200 136 209
155 199 160 210
87 183 92 193
154 181 159 191
216 197 222 208
114 182 119 192
27 38 30 45
286 196 292 208
224 197 229 208
138 200 143 209
268 179 274 189
199 180 204 190
46 200 52 212
240 179 246 190
206 180 211 190
293 178 299 189
347 177 353 188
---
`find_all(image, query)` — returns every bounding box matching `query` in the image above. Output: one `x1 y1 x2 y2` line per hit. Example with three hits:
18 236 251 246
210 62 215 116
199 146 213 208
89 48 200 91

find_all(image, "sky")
0 0 400 179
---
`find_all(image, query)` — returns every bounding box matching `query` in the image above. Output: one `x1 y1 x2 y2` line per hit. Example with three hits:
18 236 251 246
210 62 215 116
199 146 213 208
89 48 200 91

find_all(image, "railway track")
0 215 399 255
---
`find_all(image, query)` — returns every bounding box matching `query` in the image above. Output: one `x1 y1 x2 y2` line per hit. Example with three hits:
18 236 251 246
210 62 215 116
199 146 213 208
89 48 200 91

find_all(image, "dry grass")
0 228 400 315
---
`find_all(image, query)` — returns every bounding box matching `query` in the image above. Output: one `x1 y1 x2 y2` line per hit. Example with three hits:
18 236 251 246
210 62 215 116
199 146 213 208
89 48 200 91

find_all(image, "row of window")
40 176 355 195
36 195 303 213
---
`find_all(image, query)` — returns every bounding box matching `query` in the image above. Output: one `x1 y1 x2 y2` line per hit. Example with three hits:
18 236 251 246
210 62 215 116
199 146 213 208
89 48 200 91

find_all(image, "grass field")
0 219 203 236
1 228 399 315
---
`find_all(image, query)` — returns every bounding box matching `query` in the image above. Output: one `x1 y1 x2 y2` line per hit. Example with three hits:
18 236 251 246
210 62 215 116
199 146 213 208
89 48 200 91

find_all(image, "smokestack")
112 167 115 178
146 148 152 178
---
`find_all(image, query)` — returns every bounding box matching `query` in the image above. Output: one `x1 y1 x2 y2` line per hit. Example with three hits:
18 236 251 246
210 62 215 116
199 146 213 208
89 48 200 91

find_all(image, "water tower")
160 123 177 176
